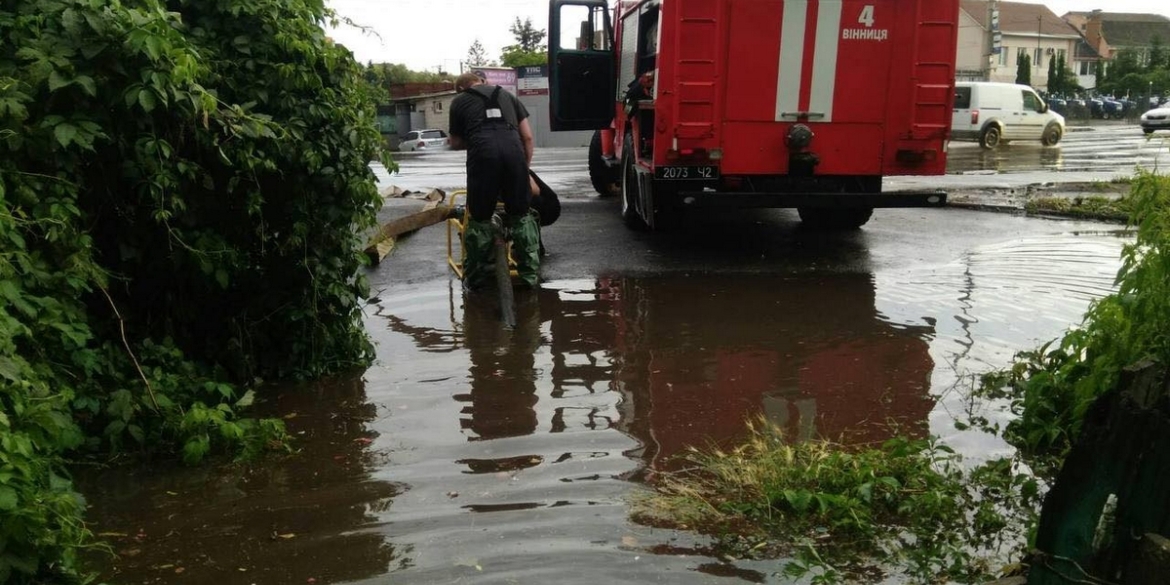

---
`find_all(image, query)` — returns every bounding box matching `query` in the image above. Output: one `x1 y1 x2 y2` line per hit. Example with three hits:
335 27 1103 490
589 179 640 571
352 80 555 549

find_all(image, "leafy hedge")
1 0 386 581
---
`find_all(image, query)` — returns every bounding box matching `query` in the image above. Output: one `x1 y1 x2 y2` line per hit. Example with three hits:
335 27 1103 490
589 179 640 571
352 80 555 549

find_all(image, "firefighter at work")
449 72 540 289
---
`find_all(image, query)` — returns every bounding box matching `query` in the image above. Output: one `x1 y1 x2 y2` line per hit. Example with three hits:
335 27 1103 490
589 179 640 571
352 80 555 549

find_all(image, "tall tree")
501 16 548 67
509 17 547 52
1148 37 1167 72
467 39 490 67
1047 54 1058 92
1017 52 1032 86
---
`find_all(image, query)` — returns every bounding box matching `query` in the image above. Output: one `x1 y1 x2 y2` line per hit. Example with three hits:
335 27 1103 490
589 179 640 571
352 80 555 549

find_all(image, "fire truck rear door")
724 0 894 125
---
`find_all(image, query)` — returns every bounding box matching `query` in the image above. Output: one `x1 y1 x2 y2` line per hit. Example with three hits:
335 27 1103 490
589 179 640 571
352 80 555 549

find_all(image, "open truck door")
549 0 615 131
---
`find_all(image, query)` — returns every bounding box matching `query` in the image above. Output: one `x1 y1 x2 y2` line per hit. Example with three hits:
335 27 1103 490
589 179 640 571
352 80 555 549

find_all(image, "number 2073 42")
655 166 720 180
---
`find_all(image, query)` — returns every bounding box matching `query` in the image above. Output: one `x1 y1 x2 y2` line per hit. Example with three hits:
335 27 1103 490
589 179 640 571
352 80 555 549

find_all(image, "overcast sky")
325 0 1170 72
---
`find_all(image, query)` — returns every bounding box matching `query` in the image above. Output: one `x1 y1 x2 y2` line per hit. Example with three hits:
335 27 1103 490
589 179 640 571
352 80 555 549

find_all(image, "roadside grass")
633 419 1041 584
1025 195 1134 222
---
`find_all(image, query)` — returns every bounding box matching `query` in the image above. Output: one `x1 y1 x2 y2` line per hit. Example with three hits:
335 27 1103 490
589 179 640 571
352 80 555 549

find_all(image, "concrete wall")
518 94 594 148
957 9 990 78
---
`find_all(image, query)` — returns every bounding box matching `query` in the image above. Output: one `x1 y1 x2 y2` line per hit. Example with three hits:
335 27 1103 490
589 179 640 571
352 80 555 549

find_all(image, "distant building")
957 0 1083 91
390 90 459 146
1063 10 1170 64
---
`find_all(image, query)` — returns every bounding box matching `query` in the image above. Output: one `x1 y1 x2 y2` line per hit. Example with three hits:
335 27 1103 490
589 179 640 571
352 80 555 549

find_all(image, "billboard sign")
472 67 518 96
516 65 550 96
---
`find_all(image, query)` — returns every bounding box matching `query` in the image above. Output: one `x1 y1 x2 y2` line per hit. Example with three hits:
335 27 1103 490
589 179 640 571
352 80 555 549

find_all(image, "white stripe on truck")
775 0 808 121
810 0 843 122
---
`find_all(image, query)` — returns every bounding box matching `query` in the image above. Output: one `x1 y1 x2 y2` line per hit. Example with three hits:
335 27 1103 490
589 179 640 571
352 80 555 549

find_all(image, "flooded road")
945 124 1169 176
81 195 1132 583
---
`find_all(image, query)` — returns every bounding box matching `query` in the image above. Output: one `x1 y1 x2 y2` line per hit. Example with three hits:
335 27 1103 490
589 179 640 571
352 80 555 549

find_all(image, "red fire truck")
548 0 959 230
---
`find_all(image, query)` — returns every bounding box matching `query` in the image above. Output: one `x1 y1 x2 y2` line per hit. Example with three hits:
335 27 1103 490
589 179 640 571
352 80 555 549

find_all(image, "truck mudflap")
674 191 947 209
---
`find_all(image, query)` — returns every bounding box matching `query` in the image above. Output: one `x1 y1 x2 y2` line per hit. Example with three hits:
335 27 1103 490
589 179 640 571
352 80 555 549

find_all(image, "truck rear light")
971 110 980 125
709 149 723 160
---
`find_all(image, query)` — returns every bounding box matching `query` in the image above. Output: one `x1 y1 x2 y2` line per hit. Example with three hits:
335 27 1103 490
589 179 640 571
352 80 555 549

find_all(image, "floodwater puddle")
80 230 1128 584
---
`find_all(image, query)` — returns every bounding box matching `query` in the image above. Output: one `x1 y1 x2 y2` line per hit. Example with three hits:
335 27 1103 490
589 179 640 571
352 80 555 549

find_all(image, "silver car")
1141 104 1170 135
403 129 449 152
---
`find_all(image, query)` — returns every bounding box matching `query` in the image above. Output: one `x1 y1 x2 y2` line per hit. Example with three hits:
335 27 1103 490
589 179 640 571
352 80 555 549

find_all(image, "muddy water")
80 231 1128 584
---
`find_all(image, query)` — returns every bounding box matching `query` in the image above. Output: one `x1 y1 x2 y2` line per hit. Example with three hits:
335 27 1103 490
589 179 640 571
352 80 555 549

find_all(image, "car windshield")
421 130 445 139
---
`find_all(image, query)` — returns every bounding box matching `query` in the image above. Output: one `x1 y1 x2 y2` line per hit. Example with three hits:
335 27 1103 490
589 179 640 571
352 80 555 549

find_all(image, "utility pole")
989 0 1001 80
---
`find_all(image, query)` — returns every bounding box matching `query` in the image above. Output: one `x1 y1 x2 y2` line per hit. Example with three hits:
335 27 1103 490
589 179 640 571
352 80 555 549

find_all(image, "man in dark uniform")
449 72 540 289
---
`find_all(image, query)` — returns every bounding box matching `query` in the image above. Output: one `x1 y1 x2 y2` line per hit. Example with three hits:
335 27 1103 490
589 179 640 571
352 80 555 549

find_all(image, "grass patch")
634 419 1040 584
1025 195 1134 222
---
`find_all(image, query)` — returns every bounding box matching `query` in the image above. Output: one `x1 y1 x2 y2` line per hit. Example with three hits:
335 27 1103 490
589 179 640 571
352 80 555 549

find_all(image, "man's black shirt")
449 84 530 142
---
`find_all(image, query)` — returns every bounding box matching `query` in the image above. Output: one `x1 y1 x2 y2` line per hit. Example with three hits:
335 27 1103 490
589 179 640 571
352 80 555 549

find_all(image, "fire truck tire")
621 137 648 231
797 207 873 230
589 131 620 197
1041 123 1063 146
979 125 1002 149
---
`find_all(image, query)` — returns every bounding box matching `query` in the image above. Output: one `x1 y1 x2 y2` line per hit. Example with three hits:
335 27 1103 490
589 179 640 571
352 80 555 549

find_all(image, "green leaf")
48 70 71 91
138 89 157 113
74 75 97 97
784 490 813 514
53 123 78 148
0 357 21 383
0 486 17 511
235 389 255 408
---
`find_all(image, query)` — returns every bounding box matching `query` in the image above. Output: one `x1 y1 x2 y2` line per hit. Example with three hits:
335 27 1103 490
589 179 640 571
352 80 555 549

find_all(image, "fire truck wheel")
589 131 620 197
621 137 648 231
979 125 1002 149
797 207 873 230
1041 123 1063 146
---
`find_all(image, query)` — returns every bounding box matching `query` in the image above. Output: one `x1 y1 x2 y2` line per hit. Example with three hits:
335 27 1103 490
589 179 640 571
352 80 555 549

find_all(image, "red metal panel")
723 1 783 122
720 122 884 176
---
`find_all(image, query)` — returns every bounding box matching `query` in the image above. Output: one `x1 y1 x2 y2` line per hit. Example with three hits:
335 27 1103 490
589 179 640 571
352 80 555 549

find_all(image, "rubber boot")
506 213 541 288
462 218 496 291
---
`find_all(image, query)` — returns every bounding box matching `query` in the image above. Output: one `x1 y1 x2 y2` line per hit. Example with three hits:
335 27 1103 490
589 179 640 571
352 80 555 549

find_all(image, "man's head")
456 72 483 93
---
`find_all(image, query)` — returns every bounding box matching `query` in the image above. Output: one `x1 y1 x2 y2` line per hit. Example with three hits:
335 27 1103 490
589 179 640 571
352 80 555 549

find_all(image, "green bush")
1 0 387 581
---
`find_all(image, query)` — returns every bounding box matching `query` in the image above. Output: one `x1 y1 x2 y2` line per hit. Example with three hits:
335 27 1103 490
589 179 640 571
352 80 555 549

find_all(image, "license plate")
655 165 719 180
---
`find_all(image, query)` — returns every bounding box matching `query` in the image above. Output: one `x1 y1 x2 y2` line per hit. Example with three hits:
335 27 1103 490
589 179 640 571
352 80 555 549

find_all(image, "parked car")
952 82 1066 149
402 129 449 152
1141 104 1170 134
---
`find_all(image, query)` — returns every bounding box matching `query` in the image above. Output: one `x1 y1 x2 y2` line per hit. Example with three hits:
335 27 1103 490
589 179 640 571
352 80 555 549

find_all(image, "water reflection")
948 142 1065 173
606 275 936 469
455 295 544 440
79 376 404 585
389 274 936 474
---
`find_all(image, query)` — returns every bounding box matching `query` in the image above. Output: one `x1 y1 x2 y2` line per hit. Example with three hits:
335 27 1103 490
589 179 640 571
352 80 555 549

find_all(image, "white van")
951 82 1065 149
